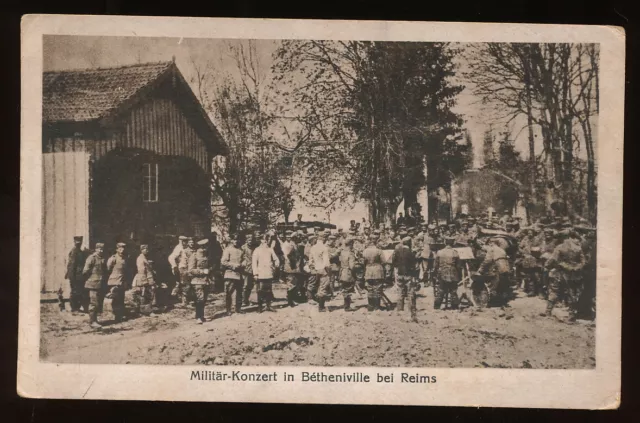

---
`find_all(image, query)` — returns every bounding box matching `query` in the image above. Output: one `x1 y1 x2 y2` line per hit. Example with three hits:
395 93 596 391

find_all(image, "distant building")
451 168 526 219
42 60 227 293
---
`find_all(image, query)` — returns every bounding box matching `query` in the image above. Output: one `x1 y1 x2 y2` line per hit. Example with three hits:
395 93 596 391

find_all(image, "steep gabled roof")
43 61 227 155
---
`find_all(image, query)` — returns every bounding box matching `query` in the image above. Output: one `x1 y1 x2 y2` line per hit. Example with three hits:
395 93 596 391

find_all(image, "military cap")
444 236 456 243
95 242 105 248
372 229 381 235
427 224 436 230
338 228 344 233
398 229 407 236
140 244 148 250
197 239 209 246
402 236 412 244
344 237 355 246
328 234 337 240
285 230 293 237
116 242 126 248
73 235 83 241
180 236 189 241
364 223 371 229
421 222 428 227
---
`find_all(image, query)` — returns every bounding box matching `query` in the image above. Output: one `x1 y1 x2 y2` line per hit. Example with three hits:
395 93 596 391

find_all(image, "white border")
19 15 624 408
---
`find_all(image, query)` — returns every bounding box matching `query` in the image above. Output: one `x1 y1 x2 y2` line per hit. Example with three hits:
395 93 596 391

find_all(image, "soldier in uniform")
63 235 88 314
241 232 258 307
176 238 195 306
434 236 461 310
392 236 419 321
544 229 586 320
455 222 473 246
338 237 357 311
252 233 281 312
308 232 332 312
476 238 512 308
220 234 246 315
189 239 213 324
520 246 543 297
168 235 188 298
363 232 385 311
106 242 128 322
327 234 341 293
82 243 108 329
132 244 158 317
281 231 302 307
305 234 318 304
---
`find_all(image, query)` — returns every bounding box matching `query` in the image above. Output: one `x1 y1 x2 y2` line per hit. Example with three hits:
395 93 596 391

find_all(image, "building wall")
42 90 214 292
42 151 90 294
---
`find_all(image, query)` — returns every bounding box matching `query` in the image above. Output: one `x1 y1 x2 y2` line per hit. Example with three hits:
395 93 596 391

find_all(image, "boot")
307 291 318 306
367 297 375 312
257 293 264 313
318 299 326 312
287 291 296 308
397 297 405 312
225 297 232 315
344 296 352 311
266 299 276 312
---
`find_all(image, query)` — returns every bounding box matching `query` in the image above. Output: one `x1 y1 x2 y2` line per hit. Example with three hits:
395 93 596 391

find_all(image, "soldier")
241 232 258 307
252 233 281 312
338 237 357 311
281 231 302 307
455 221 473 246
363 232 385 311
220 234 246 315
308 232 332 312
106 242 128 322
132 244 159 317
520 246 543 297
476 238 512 308
305 234 319 304
82 242 108 329
168 236 188 298
176 238 195 306
209 232 224 292
434 236 461 310
544 229 586 320
63 235 88 314
189 239 213 324
327 234 341 293
392 236 419 321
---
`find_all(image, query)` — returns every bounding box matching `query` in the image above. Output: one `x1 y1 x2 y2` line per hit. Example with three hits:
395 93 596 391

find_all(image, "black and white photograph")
19 15 623 407
38 34 600 368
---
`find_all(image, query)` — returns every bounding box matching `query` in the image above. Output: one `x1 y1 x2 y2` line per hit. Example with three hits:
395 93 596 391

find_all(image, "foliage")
270 41 469 224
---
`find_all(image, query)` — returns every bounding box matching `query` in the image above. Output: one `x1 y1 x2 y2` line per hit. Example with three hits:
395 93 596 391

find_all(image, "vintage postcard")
19 15 623 408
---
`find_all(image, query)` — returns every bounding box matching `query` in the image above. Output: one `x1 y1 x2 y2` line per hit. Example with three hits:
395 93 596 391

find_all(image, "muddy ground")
40 283 595 368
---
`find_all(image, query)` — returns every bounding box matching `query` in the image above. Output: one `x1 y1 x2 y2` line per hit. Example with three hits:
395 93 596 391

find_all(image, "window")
143 163 159 202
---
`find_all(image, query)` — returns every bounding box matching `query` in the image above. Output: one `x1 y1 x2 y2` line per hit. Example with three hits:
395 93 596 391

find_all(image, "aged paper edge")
18 14 624 409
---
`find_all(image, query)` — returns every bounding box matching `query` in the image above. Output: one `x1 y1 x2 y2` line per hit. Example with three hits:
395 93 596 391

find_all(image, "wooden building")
42 60 227 293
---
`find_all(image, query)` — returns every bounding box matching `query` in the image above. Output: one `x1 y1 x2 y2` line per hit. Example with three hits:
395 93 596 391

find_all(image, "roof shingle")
43 61 174 123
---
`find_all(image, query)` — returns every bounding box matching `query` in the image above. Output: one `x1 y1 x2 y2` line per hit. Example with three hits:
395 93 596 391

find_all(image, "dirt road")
40 284 595 368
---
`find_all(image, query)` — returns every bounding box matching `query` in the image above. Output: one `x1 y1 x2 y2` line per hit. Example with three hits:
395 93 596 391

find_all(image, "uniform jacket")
421 234 435 259
241 243 255 275
392 244 417 276
478 245 510 276
435 246 461 282
363 244 385 280
455 231 473 246
252 244 280 280
338 248 357 282
221 245 246 280
82 252 107 290
281 241 300 274
66 246 88 281
106 253 127 287
518 237 533 256
132 254 156 287
547 239 586 277
309 241 330 275
178 247 194 272
188 249 211 285
329 246 341 272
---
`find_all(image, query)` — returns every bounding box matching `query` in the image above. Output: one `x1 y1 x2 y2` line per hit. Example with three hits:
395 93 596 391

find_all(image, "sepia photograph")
19 15 623 407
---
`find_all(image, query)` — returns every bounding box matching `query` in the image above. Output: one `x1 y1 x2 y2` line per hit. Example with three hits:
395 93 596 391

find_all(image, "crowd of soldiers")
58 210 596 330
